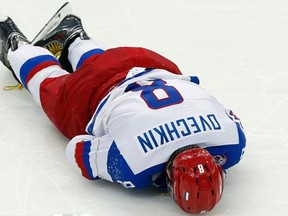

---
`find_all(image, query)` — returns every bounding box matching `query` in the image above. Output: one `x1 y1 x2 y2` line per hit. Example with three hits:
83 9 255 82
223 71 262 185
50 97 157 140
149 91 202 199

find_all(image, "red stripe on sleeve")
74 141 90 179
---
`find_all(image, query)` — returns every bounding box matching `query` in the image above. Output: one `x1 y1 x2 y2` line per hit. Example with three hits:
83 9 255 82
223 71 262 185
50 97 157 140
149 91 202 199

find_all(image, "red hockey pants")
39 47 182 139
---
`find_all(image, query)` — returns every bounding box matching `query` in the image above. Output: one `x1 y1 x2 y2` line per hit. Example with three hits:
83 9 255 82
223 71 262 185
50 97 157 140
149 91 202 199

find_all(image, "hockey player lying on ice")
0 12 246 214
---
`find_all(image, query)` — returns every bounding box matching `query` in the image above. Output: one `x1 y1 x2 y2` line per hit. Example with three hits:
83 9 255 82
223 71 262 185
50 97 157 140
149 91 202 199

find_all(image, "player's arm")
66 134 101 180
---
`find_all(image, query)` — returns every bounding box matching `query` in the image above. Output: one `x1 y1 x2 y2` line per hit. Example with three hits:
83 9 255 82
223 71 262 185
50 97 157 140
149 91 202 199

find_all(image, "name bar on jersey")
136 114 222 155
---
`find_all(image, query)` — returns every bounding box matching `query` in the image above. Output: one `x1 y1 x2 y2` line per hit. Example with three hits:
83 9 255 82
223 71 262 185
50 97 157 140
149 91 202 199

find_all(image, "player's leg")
67 37 105 71
1 15 184 140
34 14 105 73
0 16 68 102
0 16 108 139
0 16 77 138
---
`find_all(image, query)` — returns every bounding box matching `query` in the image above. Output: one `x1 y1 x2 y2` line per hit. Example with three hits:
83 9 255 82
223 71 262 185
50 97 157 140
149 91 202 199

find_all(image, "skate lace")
3 83 24 90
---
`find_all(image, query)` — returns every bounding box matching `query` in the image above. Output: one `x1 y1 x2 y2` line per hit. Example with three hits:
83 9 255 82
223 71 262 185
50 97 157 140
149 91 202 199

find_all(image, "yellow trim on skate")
46 41 62 58
3 83 24 90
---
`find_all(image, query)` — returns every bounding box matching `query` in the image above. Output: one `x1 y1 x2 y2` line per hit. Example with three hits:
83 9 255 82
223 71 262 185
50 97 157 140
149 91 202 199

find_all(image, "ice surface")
1 0 288 215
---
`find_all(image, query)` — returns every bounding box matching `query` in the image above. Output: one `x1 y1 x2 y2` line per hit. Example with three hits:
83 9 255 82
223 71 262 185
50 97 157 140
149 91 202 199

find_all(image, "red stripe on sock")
25 61 60 85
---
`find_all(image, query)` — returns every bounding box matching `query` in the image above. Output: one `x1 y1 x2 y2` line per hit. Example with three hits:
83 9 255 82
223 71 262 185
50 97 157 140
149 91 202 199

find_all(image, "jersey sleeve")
66 134 161 188
66 134 101 180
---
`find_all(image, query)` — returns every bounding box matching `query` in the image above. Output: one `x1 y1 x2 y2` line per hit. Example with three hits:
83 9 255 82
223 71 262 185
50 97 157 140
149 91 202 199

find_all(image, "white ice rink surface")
1 0 288 215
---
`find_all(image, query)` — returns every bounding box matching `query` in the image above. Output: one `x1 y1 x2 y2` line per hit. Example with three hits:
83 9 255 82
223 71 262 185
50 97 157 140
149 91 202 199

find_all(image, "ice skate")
0 16 29 84
34 14 90 72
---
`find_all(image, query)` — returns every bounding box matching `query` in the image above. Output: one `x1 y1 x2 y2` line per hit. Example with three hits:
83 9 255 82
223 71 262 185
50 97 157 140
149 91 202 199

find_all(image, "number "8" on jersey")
130 79 183 109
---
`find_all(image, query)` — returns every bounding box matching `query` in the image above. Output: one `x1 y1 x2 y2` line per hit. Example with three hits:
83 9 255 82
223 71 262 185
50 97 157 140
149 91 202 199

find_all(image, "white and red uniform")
8 38 246 188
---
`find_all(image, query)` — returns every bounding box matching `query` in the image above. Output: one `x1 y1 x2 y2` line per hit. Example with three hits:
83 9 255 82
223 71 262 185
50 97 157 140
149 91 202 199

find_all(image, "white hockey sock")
68 38 105 71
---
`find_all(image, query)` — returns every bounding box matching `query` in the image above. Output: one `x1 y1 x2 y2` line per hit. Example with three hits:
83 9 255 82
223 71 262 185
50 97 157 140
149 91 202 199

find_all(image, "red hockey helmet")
166 147 224 214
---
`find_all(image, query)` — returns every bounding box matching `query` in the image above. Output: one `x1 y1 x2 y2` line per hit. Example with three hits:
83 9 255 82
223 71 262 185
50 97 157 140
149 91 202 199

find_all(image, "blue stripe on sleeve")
190 76 200 85
82 140 99 180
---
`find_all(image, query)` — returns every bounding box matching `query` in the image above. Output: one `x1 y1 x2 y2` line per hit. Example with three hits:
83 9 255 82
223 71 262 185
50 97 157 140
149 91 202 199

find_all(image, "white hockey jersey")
66 68 246 188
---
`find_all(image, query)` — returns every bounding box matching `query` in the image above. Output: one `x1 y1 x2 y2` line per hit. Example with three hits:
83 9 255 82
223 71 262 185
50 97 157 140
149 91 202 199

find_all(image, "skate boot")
34 14 90 72
0 16 29 85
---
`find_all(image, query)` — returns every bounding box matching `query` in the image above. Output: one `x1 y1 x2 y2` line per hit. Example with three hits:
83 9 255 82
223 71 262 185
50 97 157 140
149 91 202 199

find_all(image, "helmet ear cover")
166 146 224 214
